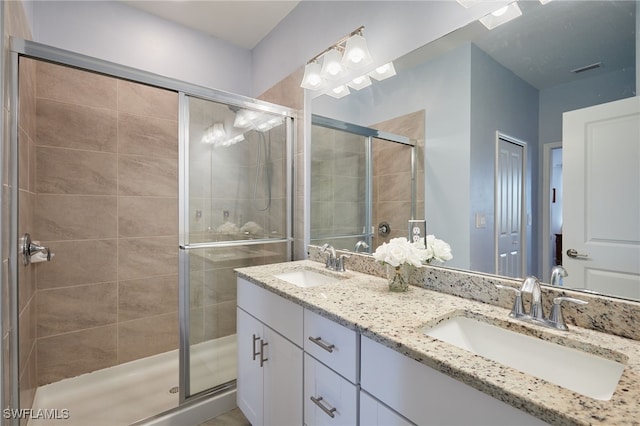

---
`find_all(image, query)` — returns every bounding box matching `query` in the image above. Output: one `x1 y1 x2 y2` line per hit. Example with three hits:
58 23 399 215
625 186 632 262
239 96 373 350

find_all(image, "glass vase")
386 264 410 292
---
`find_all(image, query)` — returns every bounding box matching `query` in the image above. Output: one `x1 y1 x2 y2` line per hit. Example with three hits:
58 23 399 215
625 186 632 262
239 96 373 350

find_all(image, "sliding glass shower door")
179 95 292 399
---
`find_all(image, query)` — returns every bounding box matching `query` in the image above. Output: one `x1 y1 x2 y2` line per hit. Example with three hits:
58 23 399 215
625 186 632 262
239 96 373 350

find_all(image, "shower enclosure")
5 39 293 425
309 115 416 253
179 95 292 400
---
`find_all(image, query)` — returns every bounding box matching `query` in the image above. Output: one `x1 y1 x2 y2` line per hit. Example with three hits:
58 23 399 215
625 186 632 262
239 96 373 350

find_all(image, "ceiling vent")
571 62 602 74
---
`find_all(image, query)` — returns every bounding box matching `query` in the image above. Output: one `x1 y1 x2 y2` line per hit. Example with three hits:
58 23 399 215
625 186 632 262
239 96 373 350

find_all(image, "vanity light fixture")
479 1 522 30
342 32 373 68
455 0 481 8
320 48 344 79
539 0 553 4
326 85 350 99
300 26 393 98
368 62 396 81
347 74 372 90
301 60 324 90
201 122 226 144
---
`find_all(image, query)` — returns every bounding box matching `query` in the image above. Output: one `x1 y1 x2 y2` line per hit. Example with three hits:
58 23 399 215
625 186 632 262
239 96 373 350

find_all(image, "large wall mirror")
310 0 638 301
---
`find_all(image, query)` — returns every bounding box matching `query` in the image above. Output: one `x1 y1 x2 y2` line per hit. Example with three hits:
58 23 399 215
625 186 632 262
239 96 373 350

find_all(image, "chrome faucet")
496 275 587 331
354 240 370 253
321 244 349 272
550 265 568 286
520 276 545 322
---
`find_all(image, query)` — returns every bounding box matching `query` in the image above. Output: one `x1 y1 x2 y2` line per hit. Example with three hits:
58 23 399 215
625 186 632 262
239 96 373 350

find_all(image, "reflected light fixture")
347 74 372 90
368 62 396 81
479 2 522 29
300 26 393 98
326 85 350 99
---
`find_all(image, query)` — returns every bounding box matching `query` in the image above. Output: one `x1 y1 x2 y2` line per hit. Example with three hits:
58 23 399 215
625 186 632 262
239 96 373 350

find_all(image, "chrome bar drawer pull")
310 396 336 418
308 336 335 353
252 334 260 361
259 340 268 367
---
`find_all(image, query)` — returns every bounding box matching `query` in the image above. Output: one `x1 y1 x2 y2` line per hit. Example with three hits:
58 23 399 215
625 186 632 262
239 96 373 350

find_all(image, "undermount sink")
274 269 340 288
424 315 625 401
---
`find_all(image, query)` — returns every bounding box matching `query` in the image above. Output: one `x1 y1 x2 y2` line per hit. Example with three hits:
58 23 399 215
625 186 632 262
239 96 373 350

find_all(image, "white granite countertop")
235 260 640 426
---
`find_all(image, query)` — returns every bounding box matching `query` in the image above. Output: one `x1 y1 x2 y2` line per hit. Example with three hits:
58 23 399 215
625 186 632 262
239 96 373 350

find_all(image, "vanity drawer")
360 336 547 425
304 309 358 383
304 354 358 426
237 277 303 346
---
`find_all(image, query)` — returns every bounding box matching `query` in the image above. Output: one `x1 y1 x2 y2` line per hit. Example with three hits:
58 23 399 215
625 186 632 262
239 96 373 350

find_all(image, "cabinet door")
360 391 413 426
304 354 358 426
361 336 547 425
262 325 303 426
237 308 264 426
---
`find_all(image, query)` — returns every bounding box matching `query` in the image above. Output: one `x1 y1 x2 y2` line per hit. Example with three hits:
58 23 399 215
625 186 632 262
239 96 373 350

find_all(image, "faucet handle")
336 254 351 272
495 285 526 318
548 296 588 330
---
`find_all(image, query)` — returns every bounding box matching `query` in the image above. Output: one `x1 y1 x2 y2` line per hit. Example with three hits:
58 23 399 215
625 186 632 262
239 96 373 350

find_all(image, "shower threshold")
27 335 237 426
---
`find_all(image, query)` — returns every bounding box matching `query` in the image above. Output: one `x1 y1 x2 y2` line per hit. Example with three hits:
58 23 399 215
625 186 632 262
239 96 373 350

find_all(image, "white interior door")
496 136 525 278
563 96 640 298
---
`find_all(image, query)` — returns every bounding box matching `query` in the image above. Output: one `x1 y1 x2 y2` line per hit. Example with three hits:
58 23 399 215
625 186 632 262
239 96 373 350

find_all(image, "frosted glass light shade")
347 74 372 90
233 109 259 128
326 85 350 99
342 34 372 69
321 49 344 79
368 62 396 81
479 2 522 29
301 61 324 90
202 123 226 144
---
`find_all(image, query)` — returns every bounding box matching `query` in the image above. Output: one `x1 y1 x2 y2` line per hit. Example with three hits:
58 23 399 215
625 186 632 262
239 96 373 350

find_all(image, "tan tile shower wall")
33 61 179 385
371 111 425 249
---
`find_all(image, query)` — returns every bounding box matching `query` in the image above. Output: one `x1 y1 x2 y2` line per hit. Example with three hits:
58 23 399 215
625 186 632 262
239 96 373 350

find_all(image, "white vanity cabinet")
360 336 548 426
360 390 413 426
303 309 359 425
237 278 303 426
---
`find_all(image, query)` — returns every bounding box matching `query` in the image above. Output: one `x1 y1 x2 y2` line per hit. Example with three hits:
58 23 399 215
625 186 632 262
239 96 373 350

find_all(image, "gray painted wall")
469 44 539 276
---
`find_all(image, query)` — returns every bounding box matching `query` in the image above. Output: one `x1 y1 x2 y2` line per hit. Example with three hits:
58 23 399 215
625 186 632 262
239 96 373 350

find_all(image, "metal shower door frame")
8 37 296 415
308 114 415 250
177 93 295 402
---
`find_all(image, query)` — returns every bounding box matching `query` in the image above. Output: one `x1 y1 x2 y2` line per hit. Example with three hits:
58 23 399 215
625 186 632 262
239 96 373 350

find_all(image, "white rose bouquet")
373 235 453 267
373 235 452 292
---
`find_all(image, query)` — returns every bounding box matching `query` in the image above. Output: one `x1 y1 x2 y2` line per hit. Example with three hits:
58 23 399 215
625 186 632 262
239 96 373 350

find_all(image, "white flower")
373 235 453 267
373 237 428 267
426 234 453 263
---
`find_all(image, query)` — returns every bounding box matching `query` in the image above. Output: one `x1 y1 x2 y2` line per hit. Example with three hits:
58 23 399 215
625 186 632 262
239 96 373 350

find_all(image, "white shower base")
28 335 237 426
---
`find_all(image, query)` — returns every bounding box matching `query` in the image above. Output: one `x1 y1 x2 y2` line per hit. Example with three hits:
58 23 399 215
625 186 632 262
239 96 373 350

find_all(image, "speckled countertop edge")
236 260 640 426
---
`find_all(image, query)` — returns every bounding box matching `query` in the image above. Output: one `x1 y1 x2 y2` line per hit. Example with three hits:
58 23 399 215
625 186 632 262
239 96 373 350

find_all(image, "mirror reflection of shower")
197 102 285 240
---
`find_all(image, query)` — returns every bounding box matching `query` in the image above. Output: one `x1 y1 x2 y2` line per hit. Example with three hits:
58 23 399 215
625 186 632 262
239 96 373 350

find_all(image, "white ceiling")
121 0 300 49
397 0 636 90
121 1 635 90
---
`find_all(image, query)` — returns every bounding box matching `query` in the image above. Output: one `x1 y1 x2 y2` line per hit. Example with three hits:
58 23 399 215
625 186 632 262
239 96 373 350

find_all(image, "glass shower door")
179 95 292 399
310 120 371 252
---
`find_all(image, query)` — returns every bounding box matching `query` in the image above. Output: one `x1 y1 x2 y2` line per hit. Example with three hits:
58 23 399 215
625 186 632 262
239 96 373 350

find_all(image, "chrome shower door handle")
566 249 589 259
